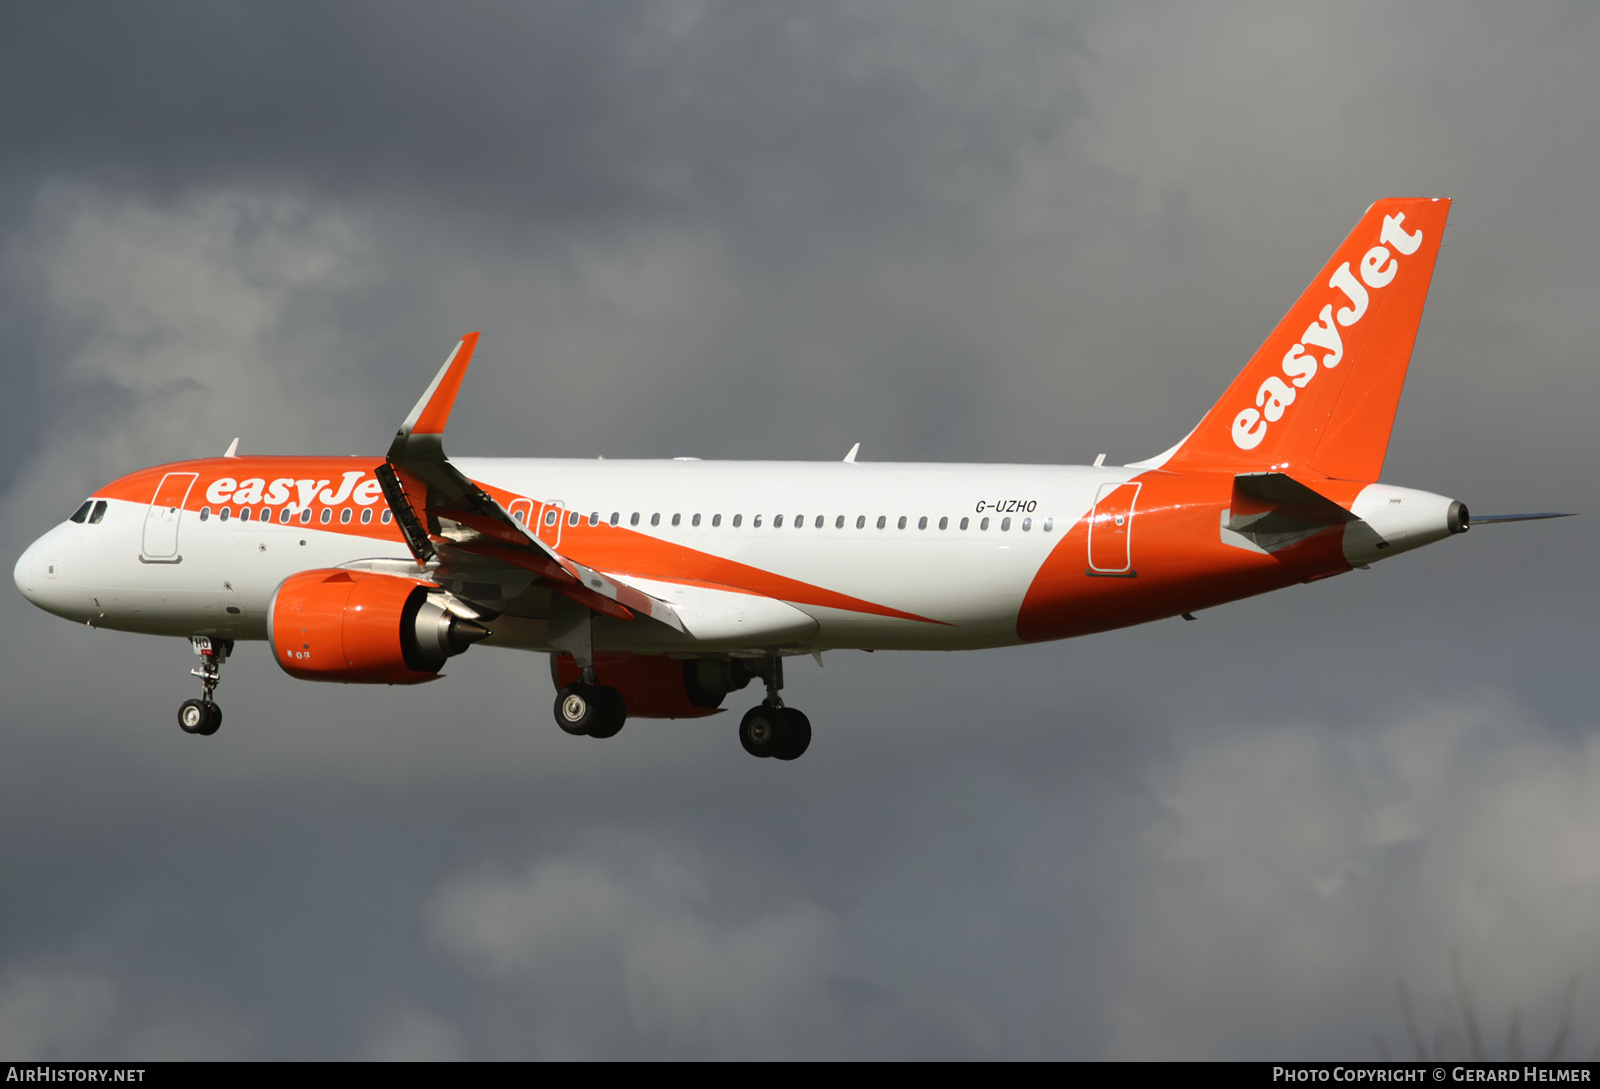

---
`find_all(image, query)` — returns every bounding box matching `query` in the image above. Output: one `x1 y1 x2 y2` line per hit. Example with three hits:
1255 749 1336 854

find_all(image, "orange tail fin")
1158 198 1450 481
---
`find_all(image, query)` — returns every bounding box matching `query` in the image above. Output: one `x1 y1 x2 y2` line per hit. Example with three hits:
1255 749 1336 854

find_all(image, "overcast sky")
2 1 1597 1060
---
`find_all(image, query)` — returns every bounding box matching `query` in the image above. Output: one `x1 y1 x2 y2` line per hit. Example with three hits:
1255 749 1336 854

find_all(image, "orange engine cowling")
550 653 754 719
269 569 489 684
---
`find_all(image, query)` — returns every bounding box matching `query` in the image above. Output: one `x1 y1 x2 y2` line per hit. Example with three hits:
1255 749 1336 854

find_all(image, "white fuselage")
14 456 1138 655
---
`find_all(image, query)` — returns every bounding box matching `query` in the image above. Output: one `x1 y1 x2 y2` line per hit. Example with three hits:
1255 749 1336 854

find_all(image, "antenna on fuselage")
843 443 860 463
224 438 240 458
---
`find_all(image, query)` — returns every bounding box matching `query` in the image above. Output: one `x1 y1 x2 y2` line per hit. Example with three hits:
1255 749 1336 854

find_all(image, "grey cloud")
0 2 1075 236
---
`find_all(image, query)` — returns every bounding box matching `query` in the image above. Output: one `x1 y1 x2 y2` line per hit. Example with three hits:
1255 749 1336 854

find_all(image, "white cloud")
427 836 845 1058
357 1008 467 1062
0 965 254 1060
0 971 117 1059
2 186 377 538
1100 694 1600 1059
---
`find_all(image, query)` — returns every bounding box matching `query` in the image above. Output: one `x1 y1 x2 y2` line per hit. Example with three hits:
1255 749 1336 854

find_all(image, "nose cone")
14 525 76 619
13 535 41 603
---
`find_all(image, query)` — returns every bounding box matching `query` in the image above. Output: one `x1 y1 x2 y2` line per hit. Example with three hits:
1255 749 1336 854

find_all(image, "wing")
376 334 687 631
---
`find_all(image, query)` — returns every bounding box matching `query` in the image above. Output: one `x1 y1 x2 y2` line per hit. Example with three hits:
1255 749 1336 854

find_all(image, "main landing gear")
178 635 231 737
548 596 628 740
554 676 628 740
738 654 811 762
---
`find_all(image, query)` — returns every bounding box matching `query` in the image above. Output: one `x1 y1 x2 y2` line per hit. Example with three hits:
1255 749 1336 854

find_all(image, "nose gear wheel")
177 636 231 737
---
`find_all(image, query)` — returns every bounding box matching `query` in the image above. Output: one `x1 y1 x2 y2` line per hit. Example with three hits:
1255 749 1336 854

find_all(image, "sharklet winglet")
393 332 480 452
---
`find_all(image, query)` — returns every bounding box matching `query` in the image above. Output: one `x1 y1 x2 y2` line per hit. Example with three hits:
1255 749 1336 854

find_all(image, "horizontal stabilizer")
1227 472 1356 536
1220 472 1361 556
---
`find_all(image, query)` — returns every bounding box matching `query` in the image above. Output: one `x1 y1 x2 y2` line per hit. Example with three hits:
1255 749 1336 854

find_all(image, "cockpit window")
69 500 92 523
89 501 108 524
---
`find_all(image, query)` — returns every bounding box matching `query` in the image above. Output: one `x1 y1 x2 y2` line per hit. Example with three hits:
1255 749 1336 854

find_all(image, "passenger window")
381 510 393 524
545 510 558 527
567 512 578 527
341 508 352 524
876 516 886 529
917 516 927 530
631 512 640 526
513 509 525 523
712 514 721 527
320 509 332 524
815 515 823 529
960 517 969 530
588 512 600 526
732 514 742 527
280 508 294 524
1022 517 1031 531
220 508 231 522
835 515 844 529
692 513 701 527
199 507 211 521
672 513 681 527
856 515 866 529
794 515 803 530
939 516 948 530
361 509 372 524
1043 517 1054 532
69 501 91 523
897 516 907 530
775 514 784 528
1001 517 1011 531
239 508 252 523
651 513 660 527
754 515 763 528
610 512 620 526
980 517 990 530
299 509 312 524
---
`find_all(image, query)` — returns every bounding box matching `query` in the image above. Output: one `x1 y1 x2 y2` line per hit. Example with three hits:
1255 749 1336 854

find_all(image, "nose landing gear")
178 698 220 735
178 635 231 736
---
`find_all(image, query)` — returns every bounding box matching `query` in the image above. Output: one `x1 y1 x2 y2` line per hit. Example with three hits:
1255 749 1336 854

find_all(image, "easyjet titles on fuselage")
205 470 383 513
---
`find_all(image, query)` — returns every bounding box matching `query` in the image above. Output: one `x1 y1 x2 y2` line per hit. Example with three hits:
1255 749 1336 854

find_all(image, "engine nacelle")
550 653 754 719
269 569 489 684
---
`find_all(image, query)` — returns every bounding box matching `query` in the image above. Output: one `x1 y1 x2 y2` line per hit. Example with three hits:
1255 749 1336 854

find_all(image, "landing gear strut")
738 653 811 761
178 635 231 736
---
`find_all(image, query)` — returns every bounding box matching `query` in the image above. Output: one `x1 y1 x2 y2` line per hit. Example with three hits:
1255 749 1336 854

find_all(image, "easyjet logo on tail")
1231 213 1425 450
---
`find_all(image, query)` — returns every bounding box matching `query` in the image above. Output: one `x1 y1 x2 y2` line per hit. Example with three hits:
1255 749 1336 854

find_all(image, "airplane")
12 197 1570 761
